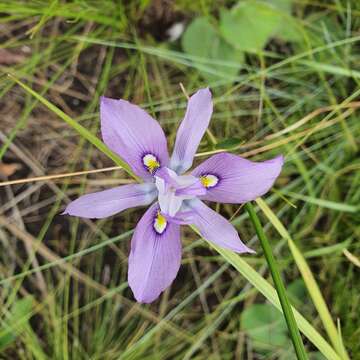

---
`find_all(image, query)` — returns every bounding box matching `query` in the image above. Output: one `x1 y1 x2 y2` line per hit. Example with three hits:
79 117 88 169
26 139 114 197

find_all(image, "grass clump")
0 1 359 359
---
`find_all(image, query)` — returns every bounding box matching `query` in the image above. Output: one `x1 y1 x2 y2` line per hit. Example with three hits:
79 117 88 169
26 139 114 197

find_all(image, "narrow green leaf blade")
282 191 358 213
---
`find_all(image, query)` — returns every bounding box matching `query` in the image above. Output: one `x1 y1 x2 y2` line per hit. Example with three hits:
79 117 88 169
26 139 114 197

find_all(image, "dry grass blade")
0 166 125 187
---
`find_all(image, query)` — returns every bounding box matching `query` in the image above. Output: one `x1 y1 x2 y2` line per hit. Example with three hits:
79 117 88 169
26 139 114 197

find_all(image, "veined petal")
128 203 182 303
175 181 206 198
191 153 284 203
170 88 213 174
63 183 156 219
183 199 254 253
100 97 169 180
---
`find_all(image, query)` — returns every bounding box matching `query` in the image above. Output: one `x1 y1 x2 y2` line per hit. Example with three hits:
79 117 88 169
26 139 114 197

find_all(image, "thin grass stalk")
244 202 307 360
256 198 350 359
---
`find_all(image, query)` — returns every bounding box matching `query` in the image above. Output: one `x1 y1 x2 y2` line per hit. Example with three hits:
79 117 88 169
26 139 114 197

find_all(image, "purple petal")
128 203 182 303
63 183 156 219
183 199 254 253
170 88 213 174
175 181 206 197
100 97 169 180
192 153 284 203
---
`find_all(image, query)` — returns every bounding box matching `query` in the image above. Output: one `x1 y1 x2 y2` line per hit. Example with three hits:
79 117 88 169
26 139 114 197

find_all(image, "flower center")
153 211 167 234
142 153 160 174
200 174 219 188
155 167 206 217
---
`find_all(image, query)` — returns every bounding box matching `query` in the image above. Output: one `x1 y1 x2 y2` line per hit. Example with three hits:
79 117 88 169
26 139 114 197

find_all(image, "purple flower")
63 88 283 303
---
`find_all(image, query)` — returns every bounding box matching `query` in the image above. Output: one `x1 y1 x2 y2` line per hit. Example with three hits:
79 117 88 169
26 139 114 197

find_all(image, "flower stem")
244 202 307 360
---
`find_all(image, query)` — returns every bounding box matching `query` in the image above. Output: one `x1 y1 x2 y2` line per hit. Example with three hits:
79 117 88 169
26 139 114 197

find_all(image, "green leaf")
219 1 302 51
219 2 281 52
309 352 327 360
276 18 303 42
277 20 302 42
266 0 292 13
182 17 244 81
0 297 33 351
241 304 289 350
266 0 303 42
268 0 303 42
287 279 308 307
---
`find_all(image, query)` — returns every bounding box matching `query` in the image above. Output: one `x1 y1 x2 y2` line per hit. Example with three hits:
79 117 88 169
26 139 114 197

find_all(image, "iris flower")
64 88 283 303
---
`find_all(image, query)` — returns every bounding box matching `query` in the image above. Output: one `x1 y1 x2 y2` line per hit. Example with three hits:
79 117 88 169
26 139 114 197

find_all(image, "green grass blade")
244 203 307 360
282 191 358 213
256 198 350 360
299 60 360 79
7 74 140 182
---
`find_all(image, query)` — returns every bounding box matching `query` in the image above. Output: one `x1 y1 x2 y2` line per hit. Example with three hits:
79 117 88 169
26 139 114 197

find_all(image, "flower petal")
191 153 284 203
100 97 169 180
128 203 182 303
183 199 254 253
63 183 156 219
170 88 213 174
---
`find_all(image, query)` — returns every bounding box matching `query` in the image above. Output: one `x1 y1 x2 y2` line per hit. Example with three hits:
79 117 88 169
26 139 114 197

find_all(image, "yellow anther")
200 174 219 188
154 211 167 234
143 154 160 174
